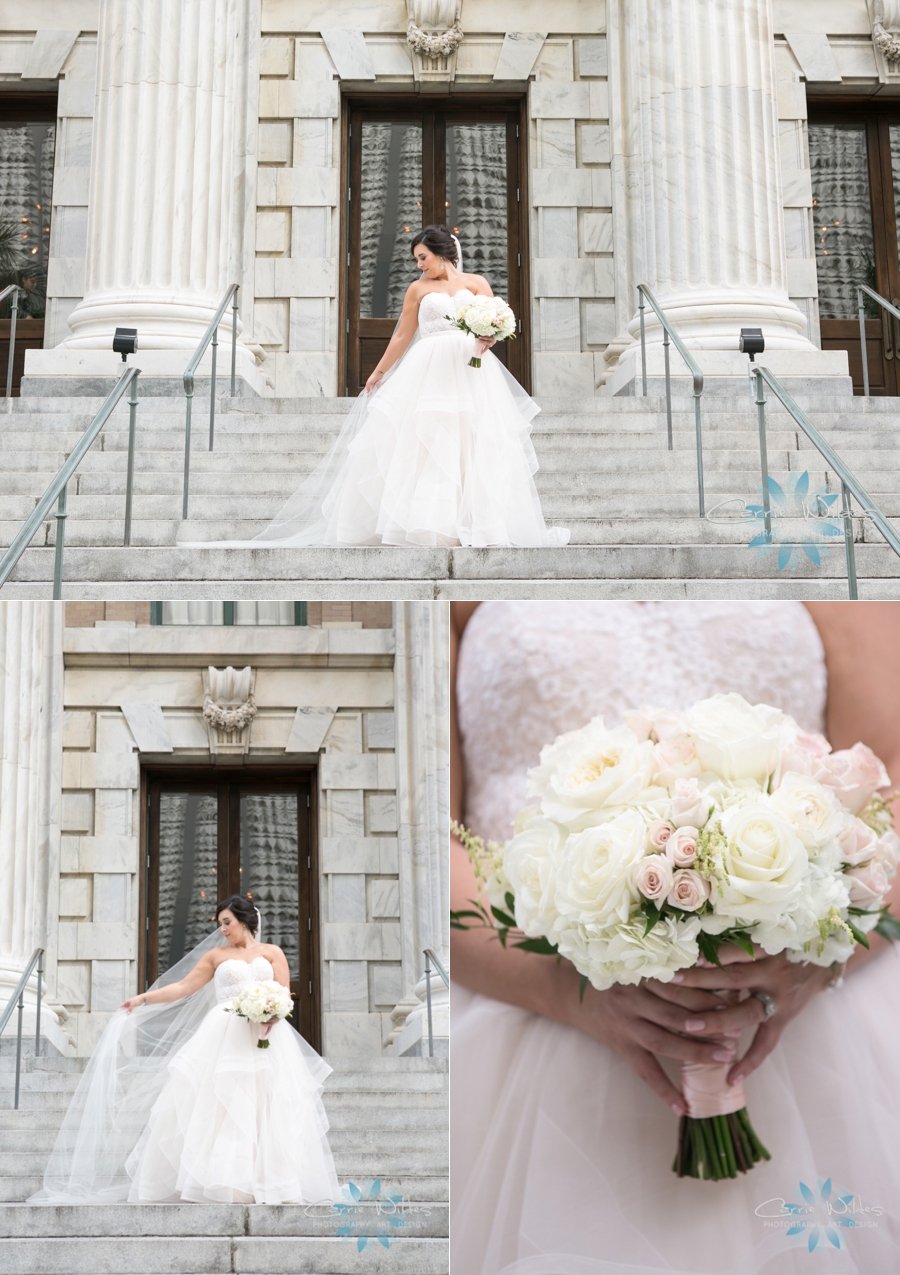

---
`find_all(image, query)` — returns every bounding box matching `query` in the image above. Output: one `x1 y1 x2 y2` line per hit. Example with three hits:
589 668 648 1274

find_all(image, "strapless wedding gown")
215 287 569 548
453 602 900 1275
126 957 340 1205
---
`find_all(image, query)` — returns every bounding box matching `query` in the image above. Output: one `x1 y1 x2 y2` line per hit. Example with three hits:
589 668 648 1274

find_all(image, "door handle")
882 303 894 360
892 300 900 362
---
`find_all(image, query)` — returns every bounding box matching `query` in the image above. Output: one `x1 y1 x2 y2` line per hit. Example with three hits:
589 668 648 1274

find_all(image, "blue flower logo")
743 472 844 571
784 1178 858 1252
334 1178 408 1252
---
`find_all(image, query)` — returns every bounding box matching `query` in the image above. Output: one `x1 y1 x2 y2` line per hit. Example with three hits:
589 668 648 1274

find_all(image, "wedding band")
753 991 777 1020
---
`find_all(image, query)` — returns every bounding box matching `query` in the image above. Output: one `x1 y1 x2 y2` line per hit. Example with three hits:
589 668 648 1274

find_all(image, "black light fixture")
739 327 765 360
113 326 138 362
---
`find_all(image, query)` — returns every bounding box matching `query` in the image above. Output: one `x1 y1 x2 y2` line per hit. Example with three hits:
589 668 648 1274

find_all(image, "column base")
607 345 852 398
20 346 274 398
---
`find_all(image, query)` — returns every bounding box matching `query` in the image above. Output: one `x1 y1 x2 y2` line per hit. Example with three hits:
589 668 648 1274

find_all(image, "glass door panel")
446 122 509 302
156 792 218 977
240 793 300 978
809 124 875 318
359 122 423 319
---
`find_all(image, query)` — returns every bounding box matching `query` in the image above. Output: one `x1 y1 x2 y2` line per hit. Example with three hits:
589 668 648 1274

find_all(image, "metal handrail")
856 284 900 397
182 283 239 519
0 949 44 1110
0 367 141 598
637 284 706 516
0 284 19 398
423 948 448 1058
752 364 900 599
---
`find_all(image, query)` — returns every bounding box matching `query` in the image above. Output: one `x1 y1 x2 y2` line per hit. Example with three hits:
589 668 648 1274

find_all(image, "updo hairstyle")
215 894 259 935
410 224 458 265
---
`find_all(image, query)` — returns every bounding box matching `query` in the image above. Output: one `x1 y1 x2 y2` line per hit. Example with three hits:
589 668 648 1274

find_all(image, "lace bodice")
213 956 274 1004
417 287 475 338
457 602 828 842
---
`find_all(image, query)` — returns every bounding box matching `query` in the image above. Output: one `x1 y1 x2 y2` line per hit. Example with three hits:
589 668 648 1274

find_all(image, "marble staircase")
0 1039 448 1274
1 390 899 598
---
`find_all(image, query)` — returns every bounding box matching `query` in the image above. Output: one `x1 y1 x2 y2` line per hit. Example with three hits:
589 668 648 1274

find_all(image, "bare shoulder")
258 942 286 961
405 278 428 300
462 273 492 295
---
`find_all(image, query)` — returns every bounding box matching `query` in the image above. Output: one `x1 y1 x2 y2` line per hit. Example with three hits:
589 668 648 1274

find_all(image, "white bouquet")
227 979 293 1048
452 693 899 1180
447 295 516 367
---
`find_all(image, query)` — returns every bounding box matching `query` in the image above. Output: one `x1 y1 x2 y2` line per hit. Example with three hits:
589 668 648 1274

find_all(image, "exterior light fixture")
113 326 138 361
739 327 765 360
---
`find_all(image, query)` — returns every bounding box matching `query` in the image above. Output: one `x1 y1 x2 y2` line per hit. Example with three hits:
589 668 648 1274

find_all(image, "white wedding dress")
453 601 900 1275
32 954 341 1206
226 288 569 548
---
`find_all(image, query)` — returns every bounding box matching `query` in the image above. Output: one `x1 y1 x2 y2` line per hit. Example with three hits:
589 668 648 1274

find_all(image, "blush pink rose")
648 819 675 850
666 868 710 911
653 735 702 786
875 830 900 875
669 778 712 829
819 743 890 814
772 731 832 791
632 854 674 901
665 826 698 867
624 706 686 743
846 860 890 908
838 819 878 866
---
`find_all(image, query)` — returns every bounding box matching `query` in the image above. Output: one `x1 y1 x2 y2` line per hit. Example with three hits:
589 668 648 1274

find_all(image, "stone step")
0 1172 449 1205
0 1069 447 1095
0 1125 447 1157
0 1146 448 1178
0 1201 449 1239
0 1233 447 1274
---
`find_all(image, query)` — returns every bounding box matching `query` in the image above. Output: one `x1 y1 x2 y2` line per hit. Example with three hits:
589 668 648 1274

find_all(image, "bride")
451 601 900 1275
206 224 568 549
30 894 340 1205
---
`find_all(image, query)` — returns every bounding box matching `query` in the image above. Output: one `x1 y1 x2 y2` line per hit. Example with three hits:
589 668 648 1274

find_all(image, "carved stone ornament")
203 665 257 755
874 1 900 64
406 0 463 83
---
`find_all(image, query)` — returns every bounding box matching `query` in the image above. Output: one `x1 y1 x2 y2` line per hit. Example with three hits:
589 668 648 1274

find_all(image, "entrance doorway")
143 770 321 1050
342 96 529 394
809 104 900 395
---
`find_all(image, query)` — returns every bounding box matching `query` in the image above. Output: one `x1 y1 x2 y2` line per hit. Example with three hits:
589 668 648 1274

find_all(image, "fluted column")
615 0 812 353
0 603 64 1040
63 0 258 352
389 602 450 1056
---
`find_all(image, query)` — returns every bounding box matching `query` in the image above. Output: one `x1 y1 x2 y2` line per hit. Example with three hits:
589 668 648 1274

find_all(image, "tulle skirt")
125 1002 341 1205
245 329 570 548
451 942 900 1275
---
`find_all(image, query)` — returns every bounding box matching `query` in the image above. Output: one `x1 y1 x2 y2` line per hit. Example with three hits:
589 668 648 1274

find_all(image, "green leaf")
846 918 870 949
579 974 589 1003
449 909 486 929
696 932 725 969
490 904 517 929
728 932 756 959
641 899 662 935
511 936 559 956
875 908 900 943
505 892 516 914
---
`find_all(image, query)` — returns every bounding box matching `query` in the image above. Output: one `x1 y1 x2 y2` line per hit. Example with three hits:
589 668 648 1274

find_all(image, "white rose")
653 735 702 787
553 810 647 929
669 777 713 828
683 693 791 782
632 854 674 901
837 817 879 867
527 718 659 829
772 730 832 791
560 913 701 990
768 772 845 855
666 868 710 911
623 706 687 743
666 827 698 867
846 860 890 908
710 802 808 923
503 816 565 937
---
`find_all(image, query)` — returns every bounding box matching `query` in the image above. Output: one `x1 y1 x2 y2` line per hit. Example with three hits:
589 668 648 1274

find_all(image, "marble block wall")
43 611 445 1058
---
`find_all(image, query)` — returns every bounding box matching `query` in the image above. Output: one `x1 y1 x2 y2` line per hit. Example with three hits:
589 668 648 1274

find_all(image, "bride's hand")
258 1018 275 1039
674 946 833 1087
473 336 497 358
365 369 383 395
571 976 767 1115
120 995 144 1013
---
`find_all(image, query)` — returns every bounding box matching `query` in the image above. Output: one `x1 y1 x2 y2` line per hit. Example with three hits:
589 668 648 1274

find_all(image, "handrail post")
123 372 139 547
693 389 705 518
5 286 17 399
35 950 42 1057
841 481 859 600
638 288 648 397
858 287 870 397
183 389 193 520
231 285 238 397
424 951 434 1058
209 328 218 451
753 368 772 541
52 482 68 600
13 989 23 1109
662 327 673 450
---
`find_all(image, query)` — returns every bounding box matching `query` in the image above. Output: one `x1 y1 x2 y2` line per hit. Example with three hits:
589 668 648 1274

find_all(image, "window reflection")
359 123 423 318
809 124 876 319
446 123 508 298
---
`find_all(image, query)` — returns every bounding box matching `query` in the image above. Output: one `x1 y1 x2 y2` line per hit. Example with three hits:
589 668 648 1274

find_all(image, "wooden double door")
143 770 321 1049
343 97 529 394
810 104 900 394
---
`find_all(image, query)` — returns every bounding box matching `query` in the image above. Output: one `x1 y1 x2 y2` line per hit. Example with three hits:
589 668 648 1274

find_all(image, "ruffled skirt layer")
126 1003 340 1205
451 942 900 1275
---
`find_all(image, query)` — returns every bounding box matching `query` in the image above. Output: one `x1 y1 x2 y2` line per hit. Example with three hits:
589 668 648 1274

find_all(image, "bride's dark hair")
216 894 259 935
410 224 458 265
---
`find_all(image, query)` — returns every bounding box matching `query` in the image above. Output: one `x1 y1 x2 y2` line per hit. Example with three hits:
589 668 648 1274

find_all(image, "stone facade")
0 0 885 394
0 600 448 1060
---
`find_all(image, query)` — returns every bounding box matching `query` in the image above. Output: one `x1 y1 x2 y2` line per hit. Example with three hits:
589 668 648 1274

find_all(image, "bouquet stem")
673 1109 770 1180
467 356 482 368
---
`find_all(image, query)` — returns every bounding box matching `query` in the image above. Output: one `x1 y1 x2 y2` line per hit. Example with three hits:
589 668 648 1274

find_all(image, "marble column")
389 602 450 1057
0 603 65 1046
60 0 261 369
610 0 813 363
